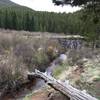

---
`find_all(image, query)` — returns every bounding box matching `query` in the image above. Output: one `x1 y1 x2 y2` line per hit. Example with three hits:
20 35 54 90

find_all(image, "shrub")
0 51 28 92
0 33 12 54
14 41 34 67
32 51 50 71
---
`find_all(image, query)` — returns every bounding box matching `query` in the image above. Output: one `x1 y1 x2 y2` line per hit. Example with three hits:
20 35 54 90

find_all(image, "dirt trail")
29 89 50 100
31 92 48 100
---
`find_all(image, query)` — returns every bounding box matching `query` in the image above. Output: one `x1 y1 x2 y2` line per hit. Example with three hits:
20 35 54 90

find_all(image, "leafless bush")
32 51 50 71
67 47 98 66
0 33 12 54
0 30 63 94
0 51 27 92
14 41 34 62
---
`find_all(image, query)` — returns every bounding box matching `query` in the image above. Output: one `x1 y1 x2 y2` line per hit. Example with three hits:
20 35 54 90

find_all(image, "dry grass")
0 29 62 94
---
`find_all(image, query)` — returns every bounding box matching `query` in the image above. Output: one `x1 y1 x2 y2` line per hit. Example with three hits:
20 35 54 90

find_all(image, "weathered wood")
28 69 98 100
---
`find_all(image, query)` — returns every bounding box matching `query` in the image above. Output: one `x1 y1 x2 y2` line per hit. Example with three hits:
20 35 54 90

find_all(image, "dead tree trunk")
28 69 98 100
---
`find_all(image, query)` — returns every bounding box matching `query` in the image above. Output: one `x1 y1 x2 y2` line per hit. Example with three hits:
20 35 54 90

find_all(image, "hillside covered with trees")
0 5 99 48
0 6 81 33
0 0 100 42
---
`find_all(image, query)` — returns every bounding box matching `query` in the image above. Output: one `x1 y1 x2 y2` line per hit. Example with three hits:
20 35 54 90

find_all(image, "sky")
10 0 80 13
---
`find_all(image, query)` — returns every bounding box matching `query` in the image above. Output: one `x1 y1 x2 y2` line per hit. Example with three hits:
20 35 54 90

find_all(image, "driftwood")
28 69 98 100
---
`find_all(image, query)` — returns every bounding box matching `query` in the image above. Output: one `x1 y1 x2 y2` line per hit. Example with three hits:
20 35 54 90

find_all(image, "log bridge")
28 69 98 100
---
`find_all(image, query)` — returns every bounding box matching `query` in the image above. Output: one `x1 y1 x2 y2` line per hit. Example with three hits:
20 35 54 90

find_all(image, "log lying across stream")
28 69 98 100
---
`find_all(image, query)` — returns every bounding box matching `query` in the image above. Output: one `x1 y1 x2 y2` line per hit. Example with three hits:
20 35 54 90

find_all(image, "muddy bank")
25 88 70 100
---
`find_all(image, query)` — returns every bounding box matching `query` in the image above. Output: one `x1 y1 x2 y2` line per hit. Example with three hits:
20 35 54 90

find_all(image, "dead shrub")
0 34 12 53
0 52 28 91
32 51 50 71
14 42 34 61
67 48 94 66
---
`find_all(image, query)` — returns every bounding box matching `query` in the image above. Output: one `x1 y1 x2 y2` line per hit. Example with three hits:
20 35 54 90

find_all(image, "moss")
53 63 69 78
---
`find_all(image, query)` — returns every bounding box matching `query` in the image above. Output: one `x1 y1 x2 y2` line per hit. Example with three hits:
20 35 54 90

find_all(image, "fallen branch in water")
28 69 98 100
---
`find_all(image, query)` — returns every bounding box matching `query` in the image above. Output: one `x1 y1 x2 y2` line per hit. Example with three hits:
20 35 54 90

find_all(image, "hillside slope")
0 0 19 6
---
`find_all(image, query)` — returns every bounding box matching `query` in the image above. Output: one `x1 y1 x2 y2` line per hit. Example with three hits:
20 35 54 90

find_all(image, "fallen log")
28 69 98 100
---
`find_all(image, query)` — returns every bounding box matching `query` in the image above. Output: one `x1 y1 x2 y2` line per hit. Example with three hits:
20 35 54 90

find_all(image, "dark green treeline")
0 6 100 42
0 6 82 34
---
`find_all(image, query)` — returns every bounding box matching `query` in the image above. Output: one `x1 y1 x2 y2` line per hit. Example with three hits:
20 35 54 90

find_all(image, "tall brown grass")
0 30 61 93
